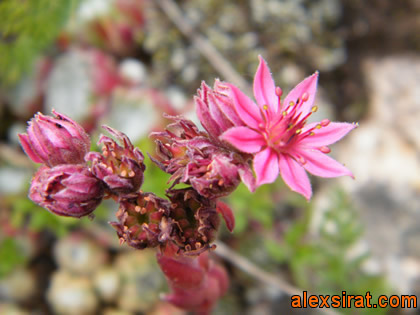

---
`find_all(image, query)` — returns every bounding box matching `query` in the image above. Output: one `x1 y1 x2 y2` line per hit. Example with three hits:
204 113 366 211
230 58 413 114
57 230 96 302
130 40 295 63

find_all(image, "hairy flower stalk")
221 56 357 200
29 164 104 218
85 126 145 195
18 110 91 167
150 115 255 197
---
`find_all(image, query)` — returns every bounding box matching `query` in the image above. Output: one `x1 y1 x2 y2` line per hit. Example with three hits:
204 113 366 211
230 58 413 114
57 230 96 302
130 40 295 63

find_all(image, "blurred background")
0 0 419 314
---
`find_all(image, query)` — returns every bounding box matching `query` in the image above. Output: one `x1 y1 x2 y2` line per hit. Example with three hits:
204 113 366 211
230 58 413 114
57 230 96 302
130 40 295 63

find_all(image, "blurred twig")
155 0 252 94
214 241 340 315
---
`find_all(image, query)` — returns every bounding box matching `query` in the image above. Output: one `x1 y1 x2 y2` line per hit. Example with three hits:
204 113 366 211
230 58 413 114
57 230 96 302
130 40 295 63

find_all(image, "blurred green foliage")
0 0 81 85
263 189 390 314
10 195 80 237
0 237 25 278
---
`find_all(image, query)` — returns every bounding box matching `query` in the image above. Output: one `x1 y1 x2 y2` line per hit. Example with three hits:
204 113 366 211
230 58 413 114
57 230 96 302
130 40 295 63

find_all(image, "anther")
310 132 315 136
282 111 287 117
263 105 268 110
316 124 322 129
301 92 309 102
289 101 295 107
321 119 330 127
296 129 302 134
319 146 331 154
275 86 283 97
311 106 318 112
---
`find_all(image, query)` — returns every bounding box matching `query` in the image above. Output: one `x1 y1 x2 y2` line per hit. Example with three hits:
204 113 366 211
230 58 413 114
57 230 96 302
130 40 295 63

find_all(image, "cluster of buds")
151 115 255 198
19 111 105 218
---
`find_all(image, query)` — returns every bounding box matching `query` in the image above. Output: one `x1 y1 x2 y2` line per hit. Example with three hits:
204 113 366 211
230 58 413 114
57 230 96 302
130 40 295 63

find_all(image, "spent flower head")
221 56 357 200
85 126 145 195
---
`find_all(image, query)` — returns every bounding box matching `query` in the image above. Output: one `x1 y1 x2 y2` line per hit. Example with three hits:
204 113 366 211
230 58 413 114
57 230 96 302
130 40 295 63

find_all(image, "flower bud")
19 110 91 167
109 192 171 250
85 126 145 195
29 165 104 218
195 80 244 143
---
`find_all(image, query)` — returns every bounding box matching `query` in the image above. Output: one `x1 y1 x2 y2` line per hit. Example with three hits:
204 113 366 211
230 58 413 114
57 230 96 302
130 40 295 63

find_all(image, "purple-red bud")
19 110 91 167
29 164 104 218
85 126 145 195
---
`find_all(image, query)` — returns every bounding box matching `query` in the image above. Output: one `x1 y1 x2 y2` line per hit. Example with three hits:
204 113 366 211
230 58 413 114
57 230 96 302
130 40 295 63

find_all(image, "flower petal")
254 148 279 186
254 56 278 113
297 148 354 178
283 72 319 116
221 127 265 153
195 95 223 139
278 154 312 200
226 83 262 129
299 122 357 147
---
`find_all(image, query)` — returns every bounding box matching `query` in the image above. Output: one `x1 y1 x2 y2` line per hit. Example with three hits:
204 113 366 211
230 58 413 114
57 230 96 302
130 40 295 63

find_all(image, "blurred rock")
0 303 29 315
47 270 98 315
54 233 108 276
115 250 164 313
93 266 121 303
333 55 420 294
0 268 36 303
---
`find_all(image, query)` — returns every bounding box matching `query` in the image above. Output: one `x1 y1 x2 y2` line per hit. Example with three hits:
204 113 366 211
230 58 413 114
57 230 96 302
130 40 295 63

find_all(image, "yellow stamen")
263 105 268 110
311 106 318 112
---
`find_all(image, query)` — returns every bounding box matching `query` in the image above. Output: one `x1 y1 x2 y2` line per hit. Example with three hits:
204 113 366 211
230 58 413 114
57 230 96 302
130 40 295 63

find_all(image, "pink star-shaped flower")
221 56 357 200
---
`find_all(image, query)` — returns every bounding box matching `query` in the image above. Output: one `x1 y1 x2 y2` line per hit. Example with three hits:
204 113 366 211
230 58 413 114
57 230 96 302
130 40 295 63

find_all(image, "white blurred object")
93 266 121 303
0 268 36 303
47 271 98 315
119 59 147 85
45 50 91 121
54 233 108 276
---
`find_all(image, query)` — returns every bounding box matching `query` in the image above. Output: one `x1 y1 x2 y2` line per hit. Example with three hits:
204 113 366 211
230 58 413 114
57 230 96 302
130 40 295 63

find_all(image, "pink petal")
195 95 223 138
299 122 357 147
278 154 312 200
253 56 278 113
207 92 234 131
283 72 319 116
297 148 354 178
221 127 265 153
226 83 262 129
254 148 279 186
18 134 43 163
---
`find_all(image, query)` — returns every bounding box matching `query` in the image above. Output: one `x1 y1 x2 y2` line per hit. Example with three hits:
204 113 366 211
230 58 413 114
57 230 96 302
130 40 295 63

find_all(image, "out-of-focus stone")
331 55 420 295
0 268 36 303
115 250 164 313
92 266 121 303
53 233 108 276
364 56 420 150
47 271 98 315
0 303 29 315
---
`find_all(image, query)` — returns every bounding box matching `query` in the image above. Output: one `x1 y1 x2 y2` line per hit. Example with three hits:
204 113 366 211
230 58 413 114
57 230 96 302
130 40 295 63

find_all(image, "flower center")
259 90 329 154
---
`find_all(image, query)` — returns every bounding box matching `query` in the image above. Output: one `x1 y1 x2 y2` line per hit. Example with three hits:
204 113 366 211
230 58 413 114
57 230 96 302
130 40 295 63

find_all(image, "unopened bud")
29 165 104 218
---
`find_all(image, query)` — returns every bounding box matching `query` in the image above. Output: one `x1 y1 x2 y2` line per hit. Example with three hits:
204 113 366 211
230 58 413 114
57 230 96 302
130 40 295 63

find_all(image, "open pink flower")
221 56 357 200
